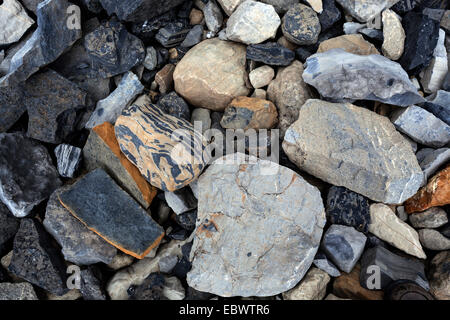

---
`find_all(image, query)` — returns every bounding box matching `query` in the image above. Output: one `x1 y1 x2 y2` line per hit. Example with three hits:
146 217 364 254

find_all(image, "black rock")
80 267 107 300
84 20 145 78
359 28 384 42
185 286 215 300
392 0 418 15
246 42 295 66
24 69 87 144
0 84 26 133
130 10 178 42
318 0 341 31
421 102 450 126
326 186 371 233
157 92 190 120
0 203 19 255
441 224 450 238
171 256 192 279
181 25 204 48
157 48 170 68
82 0 103 13
0 133 62 218
442 73 450 92
0 266 9 283
155 22 191 48
295 47 314 63
178 0 194 19
128 273 167 300
99 0 188 22
360 246 429 291
8 219 68 296
174 209 197 231
399 12 440 75
385 280 435 300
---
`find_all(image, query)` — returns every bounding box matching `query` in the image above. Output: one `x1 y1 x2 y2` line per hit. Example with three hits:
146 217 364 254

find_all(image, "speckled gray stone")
0 282 38 300
204 0 223 33
419 229 450 251
409 207 448 229
282 3 321 45
187 153 326 297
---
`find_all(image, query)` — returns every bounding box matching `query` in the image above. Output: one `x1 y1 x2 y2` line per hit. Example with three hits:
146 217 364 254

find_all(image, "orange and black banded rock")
58 169 164 259
83 121 157 209
115 102 207 192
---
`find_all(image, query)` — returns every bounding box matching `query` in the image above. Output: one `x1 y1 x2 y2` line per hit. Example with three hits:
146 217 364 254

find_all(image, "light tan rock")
305 0 323 13
0 0 34 45
369 204 426 259
217 0 245 15
317 34 380 55
382 9 405 61
173 38 250 111
282 267 330 300
252 89 267 99
190 8 204 25
249 65 275 89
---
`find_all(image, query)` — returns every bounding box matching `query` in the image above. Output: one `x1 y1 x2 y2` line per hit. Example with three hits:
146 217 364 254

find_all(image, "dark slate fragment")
157 91 190 120
99 0 188 22
80 267 107 300
58 169 165 259
385 280 435 300
313 251 341 277
174 209 197 231
0 203 19 255
8 219 68 296
0 84 26 133
0 133 62 218
399 11 441 75
359 28 384 42
392 0 418 15
421 102 450 126
84 20 145 78
326 186 371 233
185 286 215 300
181 25 204 48
295 47 313 63
319 0 341 31
246 42 295 66
155 22 191 48
128 273 167 300
442 73 450 92
130 10 178 42
360 246 429 291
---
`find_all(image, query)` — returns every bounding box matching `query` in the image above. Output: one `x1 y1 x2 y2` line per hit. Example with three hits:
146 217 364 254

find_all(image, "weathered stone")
220 97 278 130
282 4 321 45
385 280 435 300
226 0 281 45
267 60 311 138
0 0 82 86
157 92 190 121
360 246 429 290
282 267 330 300
336 0 400 22
155 64 175 94
180 25 203 48
249 66 274 89
0 0 34 46
191 108 211 134
204 0 223 33
0 133 61 218
115 102 207 192
409 207 448 229
217 0 244 15
322 225 366 273
187 153 326 297
0 282 38 300
9 219 68 296
43 186 117 265
313 251 341 277
282 100 423 204
174 38 249 111
420 29 448 93
83 121 157 209
165 188 197 215
246 42 295 66
59 169 165 259
0 83 26 133
333 264 384 300
416 148 450 185
84 20 145 78
326 186 371 233
86 71 144 129
143 47 158 71
428 250 450 300
80 267 107 300
0 203 19 254
317 34 379 55
419 229 450 251
98 0 187 22
303 49 425 106
106 251 135 271
318 0 341 31
54 144 82 179
155 22 190 48
391 105 450 148
382 9 405 60
369 204 426 259
252 89 267 100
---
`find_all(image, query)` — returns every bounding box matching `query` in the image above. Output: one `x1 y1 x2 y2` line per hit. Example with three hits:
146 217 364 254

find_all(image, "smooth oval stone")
282 3 321 45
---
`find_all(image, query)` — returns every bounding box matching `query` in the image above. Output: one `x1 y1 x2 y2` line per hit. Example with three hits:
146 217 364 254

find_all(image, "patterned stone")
282 4 321 45
54 144 82 178
58 169 165 259
282 267 330 300
282 100 423 204
246 42 295 66
318 0 341 31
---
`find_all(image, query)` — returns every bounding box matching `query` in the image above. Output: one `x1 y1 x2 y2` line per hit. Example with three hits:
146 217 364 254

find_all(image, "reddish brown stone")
333 264 384 300
156 64 175 94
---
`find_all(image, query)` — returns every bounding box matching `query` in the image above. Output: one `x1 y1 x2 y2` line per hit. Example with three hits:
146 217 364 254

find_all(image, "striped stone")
115 102 207 192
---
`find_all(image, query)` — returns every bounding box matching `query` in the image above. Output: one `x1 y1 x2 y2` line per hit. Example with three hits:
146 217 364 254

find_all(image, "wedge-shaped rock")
303 49 425 106
282 267 330 300
115 102 207 192
368 204 426 259
58 169 165 259
83 121 157 208
282 100 423 204
187 153 326 297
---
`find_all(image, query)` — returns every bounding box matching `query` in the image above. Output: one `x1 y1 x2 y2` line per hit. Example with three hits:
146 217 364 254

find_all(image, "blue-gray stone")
246 42 295 66
313 251 341 277
181 25 204 48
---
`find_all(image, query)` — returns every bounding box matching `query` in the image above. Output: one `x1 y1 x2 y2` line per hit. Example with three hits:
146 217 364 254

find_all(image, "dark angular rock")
319 0 341 31
181 25 204 48
326 186 371 233
0 0 82 86
174 209 197 231
359 28 384 42
128 273 167 300
443 73 450 91
157 92 190 120
58 169 165 259
80 267 107 300
84 20 145 78
54 144 82 179
392 0 418 15
25 69 87 144
8 219 68 296
421 102 450 126
155 22 191 48
185 286 215 300
130 10 178 42
0 133 61 218
360 246 429 291
82 0 103 13
21 0 42 13
99 0 188 22
0 203 19 255
295 47 313 63
399 11 441 75
385 280 435 300
0 83 26 133
313 251 341 277
246 42 295 66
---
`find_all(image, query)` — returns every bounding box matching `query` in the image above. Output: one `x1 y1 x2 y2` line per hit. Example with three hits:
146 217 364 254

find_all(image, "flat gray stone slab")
58 169 165 259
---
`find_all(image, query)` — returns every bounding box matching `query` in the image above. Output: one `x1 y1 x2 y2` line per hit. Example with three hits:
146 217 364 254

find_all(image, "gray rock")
396 206 408 222
321 224 367 273
143 47 158 71
54 144 82 178
85 71 144 129
419 229 450 251
0 282 38 300
343 22 366 34
157 91 190 121
359 28 384 42
187 153 326 297
313 251 341 277
416 148 450 184
336 0 400 22
204 0 223 33
303 49 425 106
409 207 448 229
0 0 34 46
282 99 423 204
21 0 42 12
191 108 211 134
360 246 429 290
391 105 450 148
0 133 61 218
43 186 117 265
181 25 204 48
428 250 450 300
164 188 197 215
80 267 107 300
0 203 19 254
260 0 298 14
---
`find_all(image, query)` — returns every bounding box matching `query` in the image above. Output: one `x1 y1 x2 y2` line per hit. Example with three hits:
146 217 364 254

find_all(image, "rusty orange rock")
405 165 450 214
